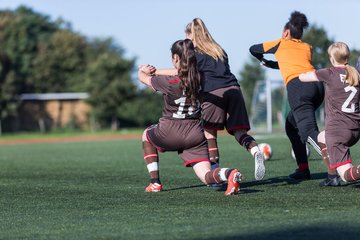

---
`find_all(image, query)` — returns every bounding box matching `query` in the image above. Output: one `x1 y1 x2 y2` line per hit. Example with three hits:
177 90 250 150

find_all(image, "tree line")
0 6 162 133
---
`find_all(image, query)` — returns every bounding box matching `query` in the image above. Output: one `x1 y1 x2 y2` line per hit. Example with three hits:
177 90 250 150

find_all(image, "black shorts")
201 85 250 135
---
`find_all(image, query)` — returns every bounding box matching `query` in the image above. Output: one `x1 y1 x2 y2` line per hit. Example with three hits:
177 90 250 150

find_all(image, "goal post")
250 79 325 133
250 79 285 133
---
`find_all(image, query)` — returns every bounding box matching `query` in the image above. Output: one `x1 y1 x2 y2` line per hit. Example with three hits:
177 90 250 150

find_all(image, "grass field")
0 133 359 239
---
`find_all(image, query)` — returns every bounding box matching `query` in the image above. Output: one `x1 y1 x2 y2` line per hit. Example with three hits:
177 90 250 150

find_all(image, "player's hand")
139 64 156 75
260 59 279 69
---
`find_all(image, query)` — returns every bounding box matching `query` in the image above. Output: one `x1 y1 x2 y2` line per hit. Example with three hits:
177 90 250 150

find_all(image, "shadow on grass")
162 184 206 192
203 224 360 240
160 172 360 193
241 172 328 189
163 183 263 194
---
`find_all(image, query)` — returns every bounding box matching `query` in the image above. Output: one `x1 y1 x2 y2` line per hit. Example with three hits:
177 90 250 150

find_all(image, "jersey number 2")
342 86 358 113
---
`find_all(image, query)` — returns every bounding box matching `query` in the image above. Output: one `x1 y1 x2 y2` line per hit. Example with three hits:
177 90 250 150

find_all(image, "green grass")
0 134 359 239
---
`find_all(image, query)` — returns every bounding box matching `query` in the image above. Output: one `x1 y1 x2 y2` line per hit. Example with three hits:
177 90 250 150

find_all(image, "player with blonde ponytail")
300 42 360 186
186 18 266 182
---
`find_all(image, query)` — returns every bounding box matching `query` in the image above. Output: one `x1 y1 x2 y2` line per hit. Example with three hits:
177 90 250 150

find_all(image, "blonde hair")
185 18 225 61
328 42 360 86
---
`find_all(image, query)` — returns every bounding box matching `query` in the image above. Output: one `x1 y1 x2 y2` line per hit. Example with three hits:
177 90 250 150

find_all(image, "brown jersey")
315 66 360 130
148 75 209 166
151 75 201 120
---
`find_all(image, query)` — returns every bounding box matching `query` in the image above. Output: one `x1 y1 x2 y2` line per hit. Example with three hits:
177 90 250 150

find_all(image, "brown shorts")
146 118 210 167
201 85 250 135
326 128 360 169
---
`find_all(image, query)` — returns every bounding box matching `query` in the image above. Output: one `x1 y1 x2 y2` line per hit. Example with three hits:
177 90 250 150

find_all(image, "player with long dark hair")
249 11 329 180
300 42 360 186
139 39 242 195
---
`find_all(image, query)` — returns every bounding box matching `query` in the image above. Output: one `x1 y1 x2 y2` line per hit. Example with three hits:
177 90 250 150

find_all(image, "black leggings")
286 77 324 163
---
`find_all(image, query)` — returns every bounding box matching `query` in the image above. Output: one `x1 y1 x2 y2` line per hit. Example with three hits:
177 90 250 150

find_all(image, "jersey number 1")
173 97 194 119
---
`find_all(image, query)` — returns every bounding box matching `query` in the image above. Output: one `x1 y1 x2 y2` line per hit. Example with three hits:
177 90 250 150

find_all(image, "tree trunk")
111 116 118 131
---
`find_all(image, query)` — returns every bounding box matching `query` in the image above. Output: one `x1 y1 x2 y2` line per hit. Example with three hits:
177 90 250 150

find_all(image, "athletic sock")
327 174 338 179
344 165 360 182
143 141 159 180
250 146 261 158
298 163 309 172
205 168 232 184
207 138 219 164
150 178 161 184
319 143 336 175
236 134 256 151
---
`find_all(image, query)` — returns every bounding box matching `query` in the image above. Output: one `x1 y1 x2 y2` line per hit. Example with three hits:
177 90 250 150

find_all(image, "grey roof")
20 93 89 101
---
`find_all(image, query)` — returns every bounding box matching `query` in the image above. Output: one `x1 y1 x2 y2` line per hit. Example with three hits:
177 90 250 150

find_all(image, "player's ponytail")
185 18 225 61
171 39 200 105
328 42 360 87
284 11 309 39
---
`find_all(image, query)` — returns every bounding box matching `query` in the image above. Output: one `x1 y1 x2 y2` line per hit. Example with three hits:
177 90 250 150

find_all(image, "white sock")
219 168 229 181
250 146 260 157
147 162 159 172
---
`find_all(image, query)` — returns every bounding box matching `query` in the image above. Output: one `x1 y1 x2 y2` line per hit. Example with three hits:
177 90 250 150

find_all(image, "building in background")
18 93 91 132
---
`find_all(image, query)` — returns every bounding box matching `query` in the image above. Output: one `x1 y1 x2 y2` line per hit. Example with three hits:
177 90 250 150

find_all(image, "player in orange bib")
250 11 329 180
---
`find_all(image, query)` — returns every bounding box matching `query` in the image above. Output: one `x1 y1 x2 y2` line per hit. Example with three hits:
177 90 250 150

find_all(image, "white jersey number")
173 96 194 119
341 86 358 113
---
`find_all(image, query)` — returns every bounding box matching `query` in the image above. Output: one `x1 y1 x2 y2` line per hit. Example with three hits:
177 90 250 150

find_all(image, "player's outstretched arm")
249 44 279 69
155 68 178 76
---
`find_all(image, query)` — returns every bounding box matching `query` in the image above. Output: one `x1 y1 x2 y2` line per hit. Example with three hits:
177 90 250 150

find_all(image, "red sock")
344 165 360 182
298 163 309 172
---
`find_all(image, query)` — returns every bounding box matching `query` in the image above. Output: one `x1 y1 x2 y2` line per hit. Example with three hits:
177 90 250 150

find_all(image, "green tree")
31 29 87 93
238 57 265 115
0 6 59 132
85 38 136 130
349 49 360 66
303 25 334 69
303 24 360 68
120 89 162 127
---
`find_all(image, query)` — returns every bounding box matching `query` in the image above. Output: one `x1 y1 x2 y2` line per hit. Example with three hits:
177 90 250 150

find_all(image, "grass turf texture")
0 134 359 239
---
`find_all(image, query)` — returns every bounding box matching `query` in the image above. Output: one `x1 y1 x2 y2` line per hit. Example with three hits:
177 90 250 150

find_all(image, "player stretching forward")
249 11 329 180
139 39 242 195
300 42 360 186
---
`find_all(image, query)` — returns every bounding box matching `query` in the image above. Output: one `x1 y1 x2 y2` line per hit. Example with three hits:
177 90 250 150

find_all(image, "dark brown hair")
171 39 200 105
284 11 309 39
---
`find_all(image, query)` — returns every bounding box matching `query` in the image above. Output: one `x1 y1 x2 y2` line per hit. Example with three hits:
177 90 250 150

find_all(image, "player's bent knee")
317 131 325 144
337 163 353 182
142 129 148 142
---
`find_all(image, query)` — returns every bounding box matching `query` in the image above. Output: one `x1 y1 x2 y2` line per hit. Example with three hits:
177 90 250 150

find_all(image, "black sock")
327 174 338 179
150 178 161 184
